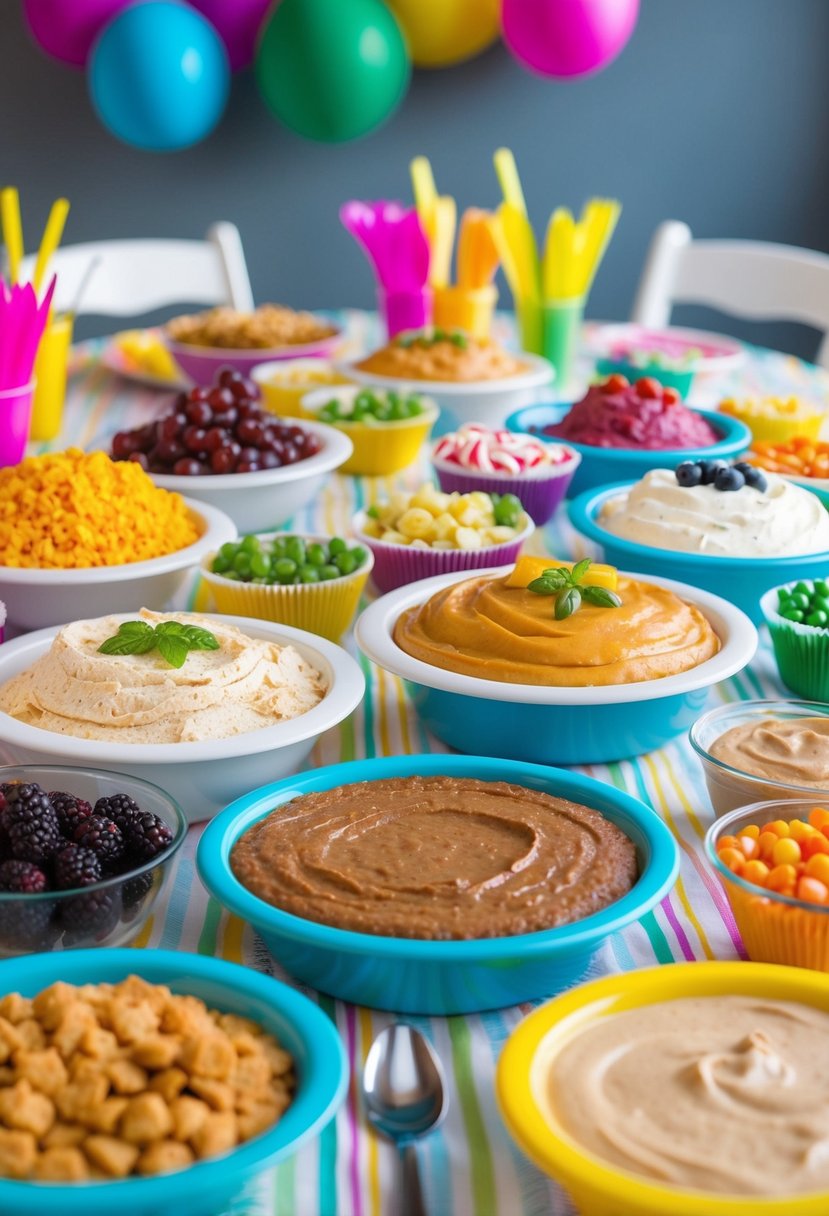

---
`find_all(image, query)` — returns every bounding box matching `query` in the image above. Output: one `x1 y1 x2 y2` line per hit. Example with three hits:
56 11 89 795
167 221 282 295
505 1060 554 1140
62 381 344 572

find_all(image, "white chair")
632 220 829 369
18 221 254 317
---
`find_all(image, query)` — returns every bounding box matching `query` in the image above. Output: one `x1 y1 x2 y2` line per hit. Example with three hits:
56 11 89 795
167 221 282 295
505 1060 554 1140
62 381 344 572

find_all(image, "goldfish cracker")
0 450 199 570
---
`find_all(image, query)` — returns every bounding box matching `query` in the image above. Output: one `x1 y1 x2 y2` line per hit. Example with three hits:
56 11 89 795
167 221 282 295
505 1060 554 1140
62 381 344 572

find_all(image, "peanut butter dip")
710 717 829 788
231 777 637 939
393 574 720 687
356 334 527 383
0 609 325 744
544 995 829 1196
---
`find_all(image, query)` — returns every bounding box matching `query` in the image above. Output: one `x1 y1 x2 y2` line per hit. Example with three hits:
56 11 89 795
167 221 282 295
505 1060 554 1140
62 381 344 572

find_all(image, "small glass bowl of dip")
689 698 829 817
705 798 829 972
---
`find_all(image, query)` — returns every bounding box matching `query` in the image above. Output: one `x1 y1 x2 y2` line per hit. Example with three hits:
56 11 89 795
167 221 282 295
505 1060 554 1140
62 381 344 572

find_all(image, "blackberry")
54 845 102 891
122 811 174 862
49 791 93 837
121 870 154 911
93 793 141 830
72 815 124 863
0 860 54 950
0 859 48 894
60 889 118 936
4 785 61 864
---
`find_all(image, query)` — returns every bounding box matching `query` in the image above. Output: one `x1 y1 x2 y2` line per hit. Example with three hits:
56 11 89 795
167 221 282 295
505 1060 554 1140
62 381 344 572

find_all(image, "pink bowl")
431 446 581 526
165 329 342 384
352 509 535 594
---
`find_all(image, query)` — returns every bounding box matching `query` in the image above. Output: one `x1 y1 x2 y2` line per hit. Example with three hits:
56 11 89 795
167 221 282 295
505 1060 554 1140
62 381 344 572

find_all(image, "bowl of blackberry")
0 766 186 955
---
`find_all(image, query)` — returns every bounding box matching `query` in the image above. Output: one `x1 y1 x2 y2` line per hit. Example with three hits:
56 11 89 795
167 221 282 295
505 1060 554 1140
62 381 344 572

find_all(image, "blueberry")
742 466 768 492
714 466 746 492
699 459 727 485
675 461 703 487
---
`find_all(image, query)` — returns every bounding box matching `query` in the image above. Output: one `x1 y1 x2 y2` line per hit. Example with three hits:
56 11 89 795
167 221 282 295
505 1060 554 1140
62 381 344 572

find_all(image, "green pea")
306 543 327 567
271 537 288 558
783 608 805 622
328 537 346 556
349 546 367 567
240 534 260 554
807 610 828 627
299 565 320 583
219 541 238 560
791 592 810 610
286 537 306 566
211 553 231 574
221 570 240 581
794 581 812 596
250 553 269 578
319 564 340 581
273 557 297 582
233 553 252 576
814 596 829 616
334 551 357 575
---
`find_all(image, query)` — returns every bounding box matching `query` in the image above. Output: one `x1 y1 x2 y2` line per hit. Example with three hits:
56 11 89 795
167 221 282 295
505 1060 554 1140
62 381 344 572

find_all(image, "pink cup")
0 381 35 467
378 286 433 340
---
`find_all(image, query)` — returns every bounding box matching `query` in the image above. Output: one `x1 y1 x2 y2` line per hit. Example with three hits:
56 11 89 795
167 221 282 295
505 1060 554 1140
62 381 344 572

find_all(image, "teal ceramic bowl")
569 481 829 625
506 403 751 497
197 754 679 1016
595 356 694 396
0 949 346 1216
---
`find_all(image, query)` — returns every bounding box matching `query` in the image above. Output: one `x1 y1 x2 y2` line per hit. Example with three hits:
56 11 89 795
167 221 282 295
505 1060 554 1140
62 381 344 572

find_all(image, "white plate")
585 323 745 373
98 328 191 391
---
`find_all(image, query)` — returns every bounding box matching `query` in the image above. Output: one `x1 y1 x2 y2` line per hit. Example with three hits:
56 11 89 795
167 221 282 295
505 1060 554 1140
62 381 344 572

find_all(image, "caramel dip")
704 716 829 815
230 776 637 939
393 573 720 687
544 995 829 1196
0 609 325 744
356 333 527 383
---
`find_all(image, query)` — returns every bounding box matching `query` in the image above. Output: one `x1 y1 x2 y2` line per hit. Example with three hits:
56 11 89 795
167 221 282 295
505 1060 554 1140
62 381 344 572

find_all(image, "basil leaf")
554 586 582 620
155 621 188 637
155 633 189 668
571 558 592 584
540 567 570 587
528 576 558 596
98 631 157 656
181 625 220 650
116 620 154 637
582 585 623 609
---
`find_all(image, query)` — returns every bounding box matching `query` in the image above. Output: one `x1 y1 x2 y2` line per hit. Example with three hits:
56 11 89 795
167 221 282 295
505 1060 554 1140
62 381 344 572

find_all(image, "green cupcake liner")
763 587 829 701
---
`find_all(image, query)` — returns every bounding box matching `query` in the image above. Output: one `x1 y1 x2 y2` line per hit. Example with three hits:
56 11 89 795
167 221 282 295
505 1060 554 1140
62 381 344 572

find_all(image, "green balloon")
255 0 411 142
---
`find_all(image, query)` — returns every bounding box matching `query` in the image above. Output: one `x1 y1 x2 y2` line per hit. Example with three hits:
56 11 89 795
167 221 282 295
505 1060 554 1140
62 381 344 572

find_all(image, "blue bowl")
569 481 829 625
595 356 695 396
198 754 678 1016
505 402 751 497
0 950 346 1216
355 567 757 767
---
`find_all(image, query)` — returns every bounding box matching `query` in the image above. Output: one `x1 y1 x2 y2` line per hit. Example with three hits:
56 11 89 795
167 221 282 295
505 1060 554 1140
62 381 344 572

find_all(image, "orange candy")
716 809 829 906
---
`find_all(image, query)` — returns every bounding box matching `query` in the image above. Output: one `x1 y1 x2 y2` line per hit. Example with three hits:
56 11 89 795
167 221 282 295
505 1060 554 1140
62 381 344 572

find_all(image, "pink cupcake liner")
431 455 579 526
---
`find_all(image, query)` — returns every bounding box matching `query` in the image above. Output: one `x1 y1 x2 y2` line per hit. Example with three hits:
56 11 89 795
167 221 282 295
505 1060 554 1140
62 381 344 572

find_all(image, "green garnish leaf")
555 587 582 620
97 620 219 667
528 560 622 620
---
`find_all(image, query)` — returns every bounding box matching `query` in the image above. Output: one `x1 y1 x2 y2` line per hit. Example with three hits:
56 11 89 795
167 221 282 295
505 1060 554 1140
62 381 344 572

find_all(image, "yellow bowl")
300 387 439 476
200 532 373 642
251 358 353 418
497 960 829 1216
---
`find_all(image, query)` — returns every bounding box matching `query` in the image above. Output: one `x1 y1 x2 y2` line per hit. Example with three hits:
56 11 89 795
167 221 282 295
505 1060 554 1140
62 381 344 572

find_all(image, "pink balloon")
22 0 131 67
188 0 272 71
502 0 639 79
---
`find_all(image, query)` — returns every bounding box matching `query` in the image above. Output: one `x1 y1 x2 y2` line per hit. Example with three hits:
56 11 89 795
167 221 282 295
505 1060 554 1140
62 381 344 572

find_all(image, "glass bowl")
705 798 829 971
689 698 829 816
0 765 187 955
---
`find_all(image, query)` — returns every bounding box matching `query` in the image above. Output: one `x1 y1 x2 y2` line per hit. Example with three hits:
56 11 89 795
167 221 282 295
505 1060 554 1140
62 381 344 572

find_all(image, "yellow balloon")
386 0 501 68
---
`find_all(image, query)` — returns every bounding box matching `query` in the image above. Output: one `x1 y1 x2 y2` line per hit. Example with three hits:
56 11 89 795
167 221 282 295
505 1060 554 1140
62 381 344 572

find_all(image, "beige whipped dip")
600 469 829 557
543 994 829 1196
0 609 326 744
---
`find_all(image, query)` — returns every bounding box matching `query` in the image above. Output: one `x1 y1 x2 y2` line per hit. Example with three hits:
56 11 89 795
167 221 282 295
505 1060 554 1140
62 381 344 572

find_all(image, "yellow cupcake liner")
200 556 372 642
338 412 437 475
723 875 829 971
254 360 352 418
720 399 822 444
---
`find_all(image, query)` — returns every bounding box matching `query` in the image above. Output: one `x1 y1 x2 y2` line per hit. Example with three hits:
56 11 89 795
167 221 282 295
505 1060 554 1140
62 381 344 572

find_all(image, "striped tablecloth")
32 315 829 1216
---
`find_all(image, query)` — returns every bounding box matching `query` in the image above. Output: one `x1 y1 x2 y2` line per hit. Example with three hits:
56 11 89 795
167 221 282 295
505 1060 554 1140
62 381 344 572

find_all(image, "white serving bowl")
355 566 757 765
336 353 554 432
0 614 365 821
0 498 236 631
151 420 353 534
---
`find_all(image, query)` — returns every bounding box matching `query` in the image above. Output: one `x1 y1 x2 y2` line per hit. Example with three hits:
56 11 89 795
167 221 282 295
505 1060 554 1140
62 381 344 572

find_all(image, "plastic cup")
0 381 35 466
30 313 73 442
433 284 498 339
516 297 543 354
542 297 585 399
378 285 433 339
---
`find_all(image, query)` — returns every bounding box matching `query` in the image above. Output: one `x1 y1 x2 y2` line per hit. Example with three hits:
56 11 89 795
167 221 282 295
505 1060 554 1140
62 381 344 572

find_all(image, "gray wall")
3 0 829 356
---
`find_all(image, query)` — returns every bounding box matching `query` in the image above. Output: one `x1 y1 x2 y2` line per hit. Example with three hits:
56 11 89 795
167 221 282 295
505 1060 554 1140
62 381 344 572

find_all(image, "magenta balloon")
188 0 272 71
22 0 130 67
502 0 639 79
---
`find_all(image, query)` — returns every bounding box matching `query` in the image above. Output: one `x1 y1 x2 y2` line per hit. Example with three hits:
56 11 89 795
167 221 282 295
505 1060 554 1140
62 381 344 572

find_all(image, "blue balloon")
88 1 230 150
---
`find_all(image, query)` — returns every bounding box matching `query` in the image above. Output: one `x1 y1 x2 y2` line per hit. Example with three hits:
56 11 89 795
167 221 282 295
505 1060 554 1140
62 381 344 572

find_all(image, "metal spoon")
362 1023 448 1216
